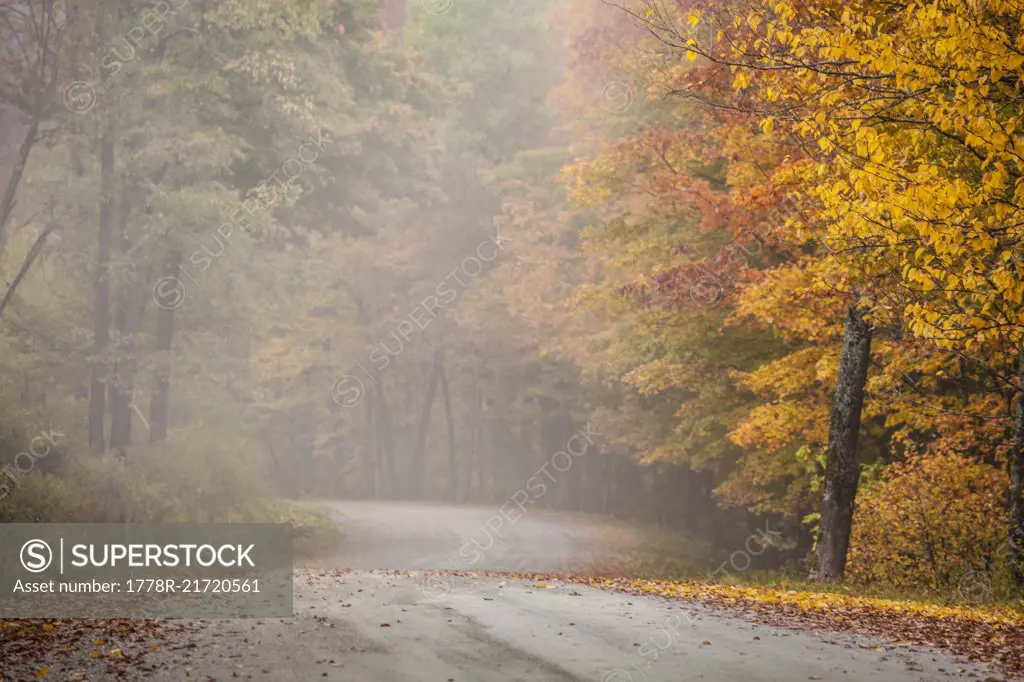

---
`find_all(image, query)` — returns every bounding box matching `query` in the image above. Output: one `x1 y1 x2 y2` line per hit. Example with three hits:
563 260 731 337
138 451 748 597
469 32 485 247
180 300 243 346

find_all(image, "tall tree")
815 302 872 580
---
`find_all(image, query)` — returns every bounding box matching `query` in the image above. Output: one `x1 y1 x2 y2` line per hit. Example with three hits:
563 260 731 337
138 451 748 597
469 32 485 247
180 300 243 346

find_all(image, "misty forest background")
0 0 1023 603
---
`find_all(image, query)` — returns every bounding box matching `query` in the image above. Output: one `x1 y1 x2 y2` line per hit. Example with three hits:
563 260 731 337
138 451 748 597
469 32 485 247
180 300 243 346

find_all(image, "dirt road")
2 501 1003 681
155 501 995 682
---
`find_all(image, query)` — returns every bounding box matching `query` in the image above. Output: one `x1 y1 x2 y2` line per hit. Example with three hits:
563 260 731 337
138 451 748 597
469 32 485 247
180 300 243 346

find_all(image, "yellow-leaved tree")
668 0 1024 581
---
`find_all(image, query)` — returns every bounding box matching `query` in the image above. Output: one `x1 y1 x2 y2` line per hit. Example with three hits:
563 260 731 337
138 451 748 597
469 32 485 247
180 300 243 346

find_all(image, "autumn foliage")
2 0 1023 611
528 0 1024 596
847 452 1010 592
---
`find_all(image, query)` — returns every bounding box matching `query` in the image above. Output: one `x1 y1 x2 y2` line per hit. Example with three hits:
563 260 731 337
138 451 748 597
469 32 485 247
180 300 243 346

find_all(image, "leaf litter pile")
0 618 197 680
429 569 1024 680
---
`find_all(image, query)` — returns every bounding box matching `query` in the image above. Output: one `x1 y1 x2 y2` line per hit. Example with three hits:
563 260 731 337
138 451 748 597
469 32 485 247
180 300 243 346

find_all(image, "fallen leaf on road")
417 569 1024 678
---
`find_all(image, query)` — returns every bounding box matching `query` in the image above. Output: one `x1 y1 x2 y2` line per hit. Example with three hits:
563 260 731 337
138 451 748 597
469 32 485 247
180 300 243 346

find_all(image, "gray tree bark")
88 133 115 454
438 354 457 502
149 250 181 443
1010 345 1024 585
411 355 441 500
814 302 872 582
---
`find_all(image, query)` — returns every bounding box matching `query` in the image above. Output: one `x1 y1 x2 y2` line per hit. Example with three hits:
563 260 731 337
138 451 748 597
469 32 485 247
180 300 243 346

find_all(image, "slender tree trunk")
110 188 138 455
438 354 457 502
88 133 115 454
363 383 377 499
343 286 380 498
107 187 128 425
411 355 441 500
1010 345 1024 585
399 364 418 498
814 302 872 582
149 250 181 443
330 417 347 498
296 399 317 496
0 0 65 251
0 222 55 318
0 114 41 248
464 380 480 502
600 455 611 515
109 284 142 453
267 416 298 497
376 383 396 499
578 419 590 512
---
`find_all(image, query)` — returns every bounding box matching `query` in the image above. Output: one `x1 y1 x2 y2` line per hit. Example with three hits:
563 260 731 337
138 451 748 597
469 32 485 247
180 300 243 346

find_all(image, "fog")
0 0 755 562
0 0 1021 678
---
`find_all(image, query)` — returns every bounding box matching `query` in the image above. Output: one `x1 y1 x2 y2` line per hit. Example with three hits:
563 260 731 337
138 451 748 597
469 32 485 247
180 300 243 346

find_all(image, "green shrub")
0 421 271 523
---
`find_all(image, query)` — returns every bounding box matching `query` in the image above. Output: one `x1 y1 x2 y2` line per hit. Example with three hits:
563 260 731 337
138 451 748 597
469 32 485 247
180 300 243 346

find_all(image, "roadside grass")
603 525 1024 615
616 559 1024 618
593 573 1024 625
558 538 1024 679
568 572 1024 677
706 570 1024 613
0 416 345 561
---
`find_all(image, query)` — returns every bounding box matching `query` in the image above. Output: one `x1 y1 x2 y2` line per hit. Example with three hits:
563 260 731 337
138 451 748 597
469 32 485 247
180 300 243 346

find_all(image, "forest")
0 0 1022 609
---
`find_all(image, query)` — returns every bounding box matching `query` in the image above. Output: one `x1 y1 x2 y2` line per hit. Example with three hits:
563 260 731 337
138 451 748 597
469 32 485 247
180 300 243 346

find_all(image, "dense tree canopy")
0 0 1021 599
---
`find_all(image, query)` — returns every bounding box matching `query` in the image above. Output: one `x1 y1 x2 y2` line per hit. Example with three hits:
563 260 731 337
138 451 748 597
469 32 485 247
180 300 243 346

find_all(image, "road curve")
161 501 1001 682
311 499 648 573
2 501 1003 681
145 569 993 682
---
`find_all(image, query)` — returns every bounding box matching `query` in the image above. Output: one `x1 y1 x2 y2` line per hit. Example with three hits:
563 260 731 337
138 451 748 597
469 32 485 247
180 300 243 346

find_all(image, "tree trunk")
438 353 457 502
600 455 611 515
0 222 56 318
107 186 128 428
1009 345 1024 586
110 188 139 455
0 113 40 246
295 400 317 496
109 283 142 453
88 132 115 454
375 383 396 499
362 382 377 499
411 355 441 500
814 302 872 582
578 423 590 512
464 380 481 502
149 249 181 443
266 438 294 497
